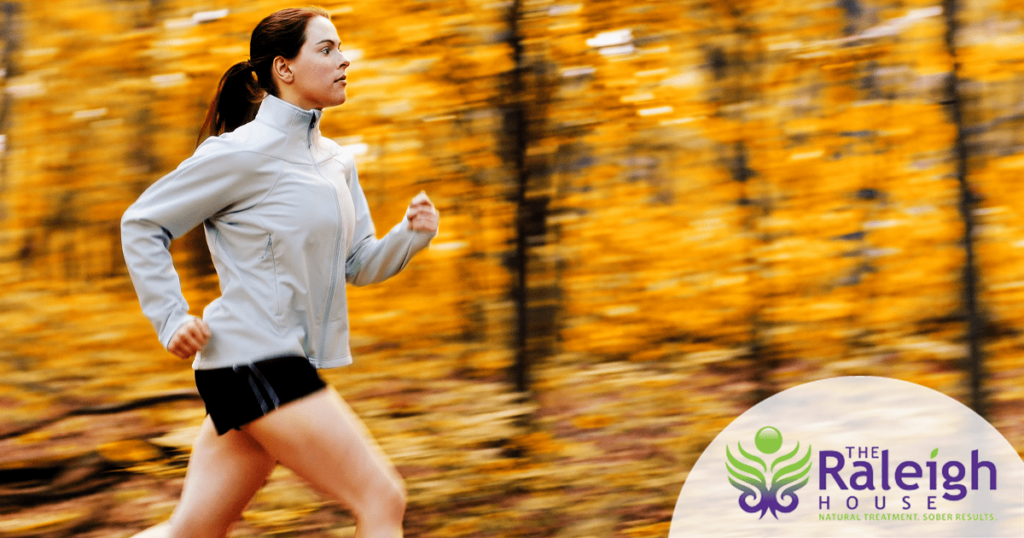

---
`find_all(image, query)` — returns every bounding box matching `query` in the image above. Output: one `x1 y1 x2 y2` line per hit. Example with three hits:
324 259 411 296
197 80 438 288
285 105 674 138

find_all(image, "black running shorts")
195 356 327 435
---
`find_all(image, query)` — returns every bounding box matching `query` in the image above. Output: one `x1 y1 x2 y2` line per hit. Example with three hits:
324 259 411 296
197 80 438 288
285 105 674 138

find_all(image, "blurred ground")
1 0 1023 536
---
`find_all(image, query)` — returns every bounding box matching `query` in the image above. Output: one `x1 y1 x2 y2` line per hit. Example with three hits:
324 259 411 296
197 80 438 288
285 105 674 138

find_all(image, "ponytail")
197 61 263 146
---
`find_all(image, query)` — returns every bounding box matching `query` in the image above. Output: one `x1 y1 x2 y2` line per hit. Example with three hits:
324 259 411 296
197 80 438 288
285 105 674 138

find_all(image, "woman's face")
277 16 350 110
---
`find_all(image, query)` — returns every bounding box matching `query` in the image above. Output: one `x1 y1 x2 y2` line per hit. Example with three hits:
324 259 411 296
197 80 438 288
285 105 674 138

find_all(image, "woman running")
121 7 438 538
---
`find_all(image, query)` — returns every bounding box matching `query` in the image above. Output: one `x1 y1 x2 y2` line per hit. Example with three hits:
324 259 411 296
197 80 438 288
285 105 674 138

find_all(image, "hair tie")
245 59 255 72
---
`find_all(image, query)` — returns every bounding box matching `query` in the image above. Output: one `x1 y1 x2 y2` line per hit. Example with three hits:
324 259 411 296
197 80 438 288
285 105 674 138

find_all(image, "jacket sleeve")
345 158 436 287
120 146 269 347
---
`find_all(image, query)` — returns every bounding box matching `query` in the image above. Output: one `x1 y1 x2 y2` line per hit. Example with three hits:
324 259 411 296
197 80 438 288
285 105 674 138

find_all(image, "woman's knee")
359 474 406 523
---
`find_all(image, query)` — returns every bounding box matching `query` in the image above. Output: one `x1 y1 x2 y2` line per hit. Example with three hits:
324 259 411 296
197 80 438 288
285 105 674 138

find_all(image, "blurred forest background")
1 0 1023 536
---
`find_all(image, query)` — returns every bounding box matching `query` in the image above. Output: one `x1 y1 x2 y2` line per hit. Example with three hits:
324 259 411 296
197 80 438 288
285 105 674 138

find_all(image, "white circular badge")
670 376 1024 537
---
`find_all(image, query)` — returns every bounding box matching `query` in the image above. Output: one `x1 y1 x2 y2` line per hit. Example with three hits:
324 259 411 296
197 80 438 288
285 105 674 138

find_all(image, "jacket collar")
255 94 323 147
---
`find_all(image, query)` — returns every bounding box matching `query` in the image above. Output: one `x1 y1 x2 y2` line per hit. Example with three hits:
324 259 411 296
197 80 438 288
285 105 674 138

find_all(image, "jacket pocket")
259 236 272 260
260 234 282 319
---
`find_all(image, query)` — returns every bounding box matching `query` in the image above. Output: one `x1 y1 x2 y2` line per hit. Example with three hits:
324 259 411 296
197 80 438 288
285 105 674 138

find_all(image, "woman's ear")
272 56 293 85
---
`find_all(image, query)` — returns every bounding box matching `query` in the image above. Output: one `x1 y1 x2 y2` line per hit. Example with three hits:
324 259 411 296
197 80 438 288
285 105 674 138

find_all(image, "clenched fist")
406 191 439 233
168 318 211 359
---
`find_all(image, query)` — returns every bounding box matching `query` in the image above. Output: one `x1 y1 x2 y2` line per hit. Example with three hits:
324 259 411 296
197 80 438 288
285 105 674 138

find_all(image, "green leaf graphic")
737 442 767 472
773 444 813 491
726 445 766 486
930 448 938 459
770 441 801 473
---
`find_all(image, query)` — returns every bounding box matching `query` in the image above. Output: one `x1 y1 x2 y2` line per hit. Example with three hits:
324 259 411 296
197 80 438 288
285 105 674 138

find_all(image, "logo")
725 426 813 519
671 377 1024 537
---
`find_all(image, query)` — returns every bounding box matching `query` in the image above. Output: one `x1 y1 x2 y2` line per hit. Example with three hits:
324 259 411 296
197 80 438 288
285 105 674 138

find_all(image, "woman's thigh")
168 416 278 538
241 387 405 519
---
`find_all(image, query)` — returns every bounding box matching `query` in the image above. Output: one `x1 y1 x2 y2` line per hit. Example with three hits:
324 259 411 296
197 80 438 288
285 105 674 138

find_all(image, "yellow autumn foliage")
1 0 1023 536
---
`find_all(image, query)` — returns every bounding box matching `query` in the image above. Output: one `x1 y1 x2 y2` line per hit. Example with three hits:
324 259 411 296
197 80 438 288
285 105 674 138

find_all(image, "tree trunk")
942 0 986 417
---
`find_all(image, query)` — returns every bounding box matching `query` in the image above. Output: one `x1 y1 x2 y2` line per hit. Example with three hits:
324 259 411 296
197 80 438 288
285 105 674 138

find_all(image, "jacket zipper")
307 113 343 368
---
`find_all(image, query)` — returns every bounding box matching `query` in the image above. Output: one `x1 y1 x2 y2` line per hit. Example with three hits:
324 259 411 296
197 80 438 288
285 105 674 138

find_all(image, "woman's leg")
160 416 278 538
242 387 406 538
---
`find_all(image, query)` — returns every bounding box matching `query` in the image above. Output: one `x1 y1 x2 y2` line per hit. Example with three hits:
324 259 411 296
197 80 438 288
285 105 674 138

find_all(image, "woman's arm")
121 146 267 350
344 162 438 287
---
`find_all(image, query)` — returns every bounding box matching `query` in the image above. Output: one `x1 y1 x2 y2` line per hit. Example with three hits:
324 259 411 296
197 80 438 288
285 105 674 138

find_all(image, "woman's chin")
326 93 347 108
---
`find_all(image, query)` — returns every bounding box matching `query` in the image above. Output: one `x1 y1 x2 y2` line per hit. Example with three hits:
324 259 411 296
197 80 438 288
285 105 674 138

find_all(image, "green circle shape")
754 426 783 454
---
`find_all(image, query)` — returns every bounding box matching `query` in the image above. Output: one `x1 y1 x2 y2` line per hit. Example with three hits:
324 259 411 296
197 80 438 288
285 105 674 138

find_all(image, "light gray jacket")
121 95 435 370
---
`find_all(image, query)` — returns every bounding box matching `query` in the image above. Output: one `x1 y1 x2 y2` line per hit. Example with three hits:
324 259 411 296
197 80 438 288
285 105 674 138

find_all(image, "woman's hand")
168 319 211 359
406 191 439 233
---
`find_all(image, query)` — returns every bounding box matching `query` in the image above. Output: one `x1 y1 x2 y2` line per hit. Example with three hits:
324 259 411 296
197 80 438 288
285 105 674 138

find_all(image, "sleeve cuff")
159 312 198 349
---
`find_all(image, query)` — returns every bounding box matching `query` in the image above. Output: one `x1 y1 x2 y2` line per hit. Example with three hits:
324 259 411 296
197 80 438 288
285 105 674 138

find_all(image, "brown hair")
198 6 331 145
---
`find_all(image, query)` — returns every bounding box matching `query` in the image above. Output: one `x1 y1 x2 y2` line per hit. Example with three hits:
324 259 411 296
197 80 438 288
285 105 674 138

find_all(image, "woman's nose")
339 53 350 68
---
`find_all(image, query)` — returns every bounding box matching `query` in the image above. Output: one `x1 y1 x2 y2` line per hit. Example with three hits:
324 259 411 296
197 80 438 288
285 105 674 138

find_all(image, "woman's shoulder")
192 121 279 161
